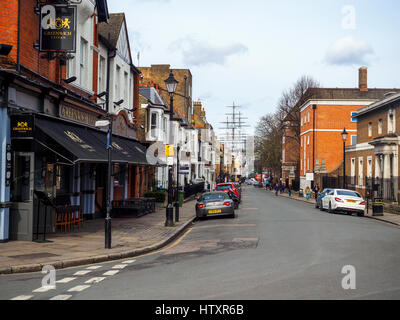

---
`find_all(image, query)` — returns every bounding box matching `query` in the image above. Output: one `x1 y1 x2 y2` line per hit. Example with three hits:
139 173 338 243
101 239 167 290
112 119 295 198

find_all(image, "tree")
255 113 282 177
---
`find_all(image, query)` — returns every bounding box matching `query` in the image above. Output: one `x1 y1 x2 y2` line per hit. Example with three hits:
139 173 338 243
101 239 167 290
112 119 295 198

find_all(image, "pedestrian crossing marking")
50 295 72 300
68 285 91 292
73 270 92 276
103 270 119 276
10 295 34 300
57 277 76 283
85 277 106 284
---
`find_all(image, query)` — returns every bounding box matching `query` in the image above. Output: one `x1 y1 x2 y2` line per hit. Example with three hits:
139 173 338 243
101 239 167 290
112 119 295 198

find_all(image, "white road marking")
85 277 106 284
86 265 102 270
122 260 136 264
50 295 72 300
56 277 77 284
33 286 55 293
73 270 92 276
112 264 127 269
68 285 91 292
103 270 119 276
10 295 34 300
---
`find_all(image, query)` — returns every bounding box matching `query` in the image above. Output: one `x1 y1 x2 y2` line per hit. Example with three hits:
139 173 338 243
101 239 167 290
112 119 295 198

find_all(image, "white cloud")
325 36 375 66
169 36 248 67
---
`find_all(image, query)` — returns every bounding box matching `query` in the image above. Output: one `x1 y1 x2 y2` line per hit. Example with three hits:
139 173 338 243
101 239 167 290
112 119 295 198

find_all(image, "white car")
320 189 365 216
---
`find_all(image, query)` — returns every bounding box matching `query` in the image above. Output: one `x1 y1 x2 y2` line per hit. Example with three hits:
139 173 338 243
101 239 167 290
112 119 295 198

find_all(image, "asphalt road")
1 186 400 300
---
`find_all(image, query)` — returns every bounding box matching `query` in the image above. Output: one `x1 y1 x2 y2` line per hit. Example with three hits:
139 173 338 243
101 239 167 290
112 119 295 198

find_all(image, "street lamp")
164 71 178 226
341 128 348 189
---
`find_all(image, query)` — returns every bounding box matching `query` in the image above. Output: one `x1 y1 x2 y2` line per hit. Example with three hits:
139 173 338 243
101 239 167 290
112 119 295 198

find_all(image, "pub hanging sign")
39 5 77 52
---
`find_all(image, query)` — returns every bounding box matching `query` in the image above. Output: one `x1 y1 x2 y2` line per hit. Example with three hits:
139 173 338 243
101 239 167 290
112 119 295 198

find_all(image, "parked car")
315 188 334 209
195 191 235 218
320 189 365 216
254 181 263 188
215 183 241 202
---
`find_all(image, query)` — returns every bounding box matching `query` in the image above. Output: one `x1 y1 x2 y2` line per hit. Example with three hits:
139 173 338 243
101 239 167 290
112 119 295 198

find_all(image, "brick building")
0 1 151 241
298 67 399 190
139 64 192 126
346 92 400 202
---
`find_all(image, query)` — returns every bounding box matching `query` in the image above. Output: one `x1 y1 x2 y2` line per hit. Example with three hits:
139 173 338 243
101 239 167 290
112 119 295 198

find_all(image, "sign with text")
60 104 98 126
11 115 34 138
40 5 77 52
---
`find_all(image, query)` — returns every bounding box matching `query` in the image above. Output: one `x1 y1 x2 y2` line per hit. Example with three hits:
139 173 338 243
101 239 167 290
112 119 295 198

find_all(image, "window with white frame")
124 71 128 104
351 112 357 122
378 119 383 134
358 157 363 186
351 158 355 184
98 55 106 94
367 156 372 178
308 112 310 123
307 135 310 145
368 122 372 137
115 65 121 100
388 109 395 133
79 37 88 87
351 135 357 145
150 112 157 138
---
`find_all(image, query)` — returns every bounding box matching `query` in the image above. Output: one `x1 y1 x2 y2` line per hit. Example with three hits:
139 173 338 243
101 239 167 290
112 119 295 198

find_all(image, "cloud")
169 36 248 66
325 36 375 66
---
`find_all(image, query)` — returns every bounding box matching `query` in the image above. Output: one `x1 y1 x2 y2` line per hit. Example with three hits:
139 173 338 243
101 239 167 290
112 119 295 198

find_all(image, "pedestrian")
305 186 311 200
288 184 291 197
275 183 279 196
314 183 320 200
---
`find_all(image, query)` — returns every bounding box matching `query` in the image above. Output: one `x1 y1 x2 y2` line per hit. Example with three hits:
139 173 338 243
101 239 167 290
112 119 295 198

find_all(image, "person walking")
305 186 311 200
288 184 292 197
275 183 279 196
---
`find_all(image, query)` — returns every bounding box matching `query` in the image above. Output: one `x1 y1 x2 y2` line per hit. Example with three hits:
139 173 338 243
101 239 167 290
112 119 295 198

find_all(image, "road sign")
166 145 174 157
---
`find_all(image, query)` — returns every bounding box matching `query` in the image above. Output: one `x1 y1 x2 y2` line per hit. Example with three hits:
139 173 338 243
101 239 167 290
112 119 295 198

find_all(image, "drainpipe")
17 0 21 73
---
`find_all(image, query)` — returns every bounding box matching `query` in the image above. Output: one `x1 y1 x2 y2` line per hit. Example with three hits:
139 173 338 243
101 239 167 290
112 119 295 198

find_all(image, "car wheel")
320 203 325 211
230 212 236 219
357 212 364 217
328 202 334 214
315 202 319 209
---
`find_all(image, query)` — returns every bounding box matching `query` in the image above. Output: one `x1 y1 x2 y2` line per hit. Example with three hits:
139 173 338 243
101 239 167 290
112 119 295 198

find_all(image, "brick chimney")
359 67 368 91
193 101 202 117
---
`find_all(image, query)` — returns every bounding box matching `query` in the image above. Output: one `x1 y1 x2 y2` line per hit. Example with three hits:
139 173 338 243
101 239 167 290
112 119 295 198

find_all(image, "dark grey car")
195 192 235 219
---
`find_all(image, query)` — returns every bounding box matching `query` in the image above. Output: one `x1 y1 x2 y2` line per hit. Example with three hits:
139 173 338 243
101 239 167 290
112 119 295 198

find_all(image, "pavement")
266 188 400 226
0 199 196 275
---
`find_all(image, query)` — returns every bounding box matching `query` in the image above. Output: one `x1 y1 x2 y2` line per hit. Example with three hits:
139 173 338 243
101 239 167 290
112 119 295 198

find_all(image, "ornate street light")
164 71 179 226
342 128 348 189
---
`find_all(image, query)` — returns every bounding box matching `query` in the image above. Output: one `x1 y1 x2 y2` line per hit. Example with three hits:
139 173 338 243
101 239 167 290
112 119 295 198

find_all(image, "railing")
112 197 156 217
184 182 205 198
320 175 397 202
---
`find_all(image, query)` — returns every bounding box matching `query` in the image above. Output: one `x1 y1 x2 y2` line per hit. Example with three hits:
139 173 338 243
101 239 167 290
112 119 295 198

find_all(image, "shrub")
144 190 166 203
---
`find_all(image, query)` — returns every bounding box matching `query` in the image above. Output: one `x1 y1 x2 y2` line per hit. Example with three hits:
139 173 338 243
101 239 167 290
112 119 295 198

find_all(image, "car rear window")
216 185 232 191
337 190 361 197
203 193 227 201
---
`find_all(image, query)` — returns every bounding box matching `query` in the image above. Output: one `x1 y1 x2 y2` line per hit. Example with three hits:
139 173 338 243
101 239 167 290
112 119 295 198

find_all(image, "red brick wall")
0 0 19 66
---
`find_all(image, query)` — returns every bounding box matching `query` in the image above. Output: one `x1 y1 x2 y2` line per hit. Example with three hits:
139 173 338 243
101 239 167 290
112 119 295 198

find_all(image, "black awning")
35 116 149 165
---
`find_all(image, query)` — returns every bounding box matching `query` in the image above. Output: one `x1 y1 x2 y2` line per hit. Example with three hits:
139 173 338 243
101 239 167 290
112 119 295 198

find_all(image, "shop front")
8 113 149 241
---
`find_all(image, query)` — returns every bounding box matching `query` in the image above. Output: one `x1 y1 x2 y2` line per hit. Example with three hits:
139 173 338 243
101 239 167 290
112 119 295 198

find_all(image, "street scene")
0 0 400 305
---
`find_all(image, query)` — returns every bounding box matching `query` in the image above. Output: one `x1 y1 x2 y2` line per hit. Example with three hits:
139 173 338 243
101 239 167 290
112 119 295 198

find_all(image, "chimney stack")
359 67 368 91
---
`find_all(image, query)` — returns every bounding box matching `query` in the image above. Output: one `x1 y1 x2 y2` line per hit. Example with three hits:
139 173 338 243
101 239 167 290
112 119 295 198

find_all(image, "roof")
355 92 400 117
99 13 124 48
297 88 400 111
139 87 167 106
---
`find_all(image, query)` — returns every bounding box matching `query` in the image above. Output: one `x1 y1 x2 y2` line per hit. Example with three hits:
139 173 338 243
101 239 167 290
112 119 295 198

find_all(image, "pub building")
0 0 152 242
0 69 150 242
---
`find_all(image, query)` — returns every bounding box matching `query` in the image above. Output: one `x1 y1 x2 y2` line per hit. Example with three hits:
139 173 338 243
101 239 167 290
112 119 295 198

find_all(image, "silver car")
195 191 235 219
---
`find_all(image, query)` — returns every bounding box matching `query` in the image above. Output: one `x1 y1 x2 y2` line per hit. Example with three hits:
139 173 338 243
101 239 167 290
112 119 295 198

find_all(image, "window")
351 112 358 122
388 110 395 133
378 119 383 134
80 37 88 87
358 157 363 186
150 112 157 138
368 122 372 137
307 136 310 145
367 157 372 178
301 118 303 126
115 65 121 100
99 56 106 94
351 135 357 145
351 158 355 184
124 71 128 103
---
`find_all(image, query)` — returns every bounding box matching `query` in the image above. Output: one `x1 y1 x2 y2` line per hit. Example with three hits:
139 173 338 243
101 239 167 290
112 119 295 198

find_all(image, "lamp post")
341 128 348 189
164 71 178 227
175 144 180 222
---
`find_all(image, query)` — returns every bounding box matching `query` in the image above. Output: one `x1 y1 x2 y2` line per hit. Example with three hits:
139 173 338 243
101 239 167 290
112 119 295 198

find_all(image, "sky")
107 0 400 137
